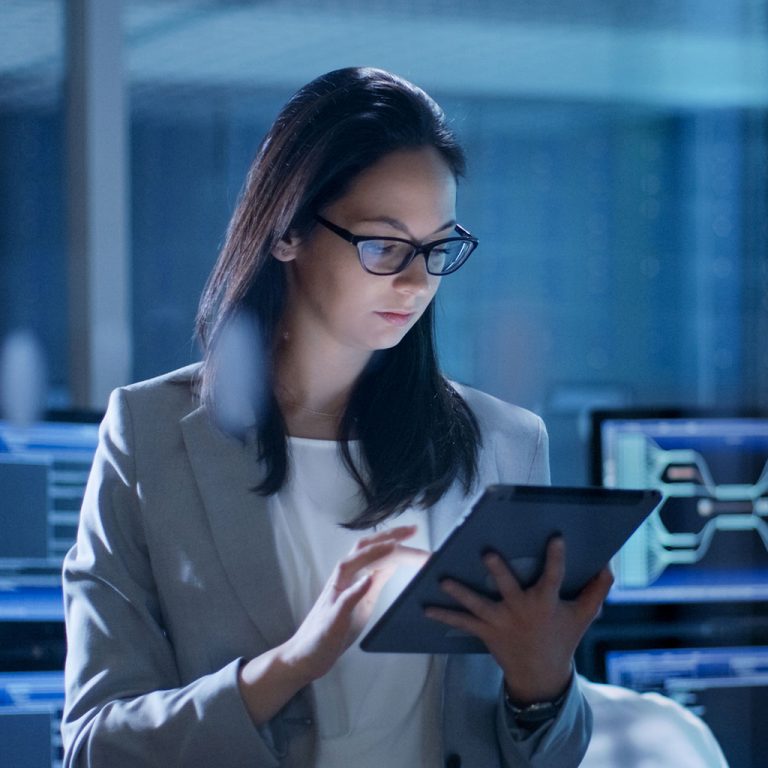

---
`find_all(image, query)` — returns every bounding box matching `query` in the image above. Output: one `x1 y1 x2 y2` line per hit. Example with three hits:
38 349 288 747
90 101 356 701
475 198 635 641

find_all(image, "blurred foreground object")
0 330 47 425
209 312 266 437
580 678 728 768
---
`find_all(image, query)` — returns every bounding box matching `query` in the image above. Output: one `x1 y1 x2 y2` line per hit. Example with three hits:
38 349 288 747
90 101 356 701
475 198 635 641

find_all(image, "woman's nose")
393 255 437 295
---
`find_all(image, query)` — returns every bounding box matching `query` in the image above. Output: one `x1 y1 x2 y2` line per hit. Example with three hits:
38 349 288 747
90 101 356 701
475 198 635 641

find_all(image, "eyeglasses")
314 215 478 276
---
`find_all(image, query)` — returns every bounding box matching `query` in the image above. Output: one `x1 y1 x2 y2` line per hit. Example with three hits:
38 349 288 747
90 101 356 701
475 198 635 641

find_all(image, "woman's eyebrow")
357 216 456 238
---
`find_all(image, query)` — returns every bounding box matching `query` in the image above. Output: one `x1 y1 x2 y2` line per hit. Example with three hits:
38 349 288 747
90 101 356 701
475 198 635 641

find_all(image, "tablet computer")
360 484 661 654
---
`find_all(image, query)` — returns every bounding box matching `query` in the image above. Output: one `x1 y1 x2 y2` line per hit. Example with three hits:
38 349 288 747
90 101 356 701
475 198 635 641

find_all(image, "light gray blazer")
62 364 592 767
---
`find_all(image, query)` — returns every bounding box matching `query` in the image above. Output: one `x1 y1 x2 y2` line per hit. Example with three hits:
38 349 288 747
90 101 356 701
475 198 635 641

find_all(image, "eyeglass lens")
359 239 472 275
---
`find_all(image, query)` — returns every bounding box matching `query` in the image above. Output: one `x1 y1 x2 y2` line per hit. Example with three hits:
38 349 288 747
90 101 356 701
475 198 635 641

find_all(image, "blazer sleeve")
61 388 281 768
497 668 592 768
493 410 593 768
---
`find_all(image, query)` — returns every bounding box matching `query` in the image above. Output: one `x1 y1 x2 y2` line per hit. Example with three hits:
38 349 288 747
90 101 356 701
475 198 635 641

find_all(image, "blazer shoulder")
452 382 545 442
451 382 550 486
116 363 202 422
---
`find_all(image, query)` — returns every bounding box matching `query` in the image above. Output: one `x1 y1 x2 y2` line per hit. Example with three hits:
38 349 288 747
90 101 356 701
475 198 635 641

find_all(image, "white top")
580 679 728 768
268 437 441 768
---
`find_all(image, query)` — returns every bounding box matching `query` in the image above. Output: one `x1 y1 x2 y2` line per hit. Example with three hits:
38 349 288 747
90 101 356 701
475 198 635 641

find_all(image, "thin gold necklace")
276 384 343 419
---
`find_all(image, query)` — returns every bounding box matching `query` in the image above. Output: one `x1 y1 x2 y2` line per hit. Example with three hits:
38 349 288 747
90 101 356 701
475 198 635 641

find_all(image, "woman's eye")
368 242 399 256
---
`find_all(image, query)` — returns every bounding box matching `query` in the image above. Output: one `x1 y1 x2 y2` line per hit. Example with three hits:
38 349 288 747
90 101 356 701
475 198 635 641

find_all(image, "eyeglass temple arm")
454 223 477 242
315 215 357 243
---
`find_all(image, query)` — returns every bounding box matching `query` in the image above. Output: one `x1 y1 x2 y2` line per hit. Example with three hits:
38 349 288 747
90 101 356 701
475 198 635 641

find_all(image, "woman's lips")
375 311 416 327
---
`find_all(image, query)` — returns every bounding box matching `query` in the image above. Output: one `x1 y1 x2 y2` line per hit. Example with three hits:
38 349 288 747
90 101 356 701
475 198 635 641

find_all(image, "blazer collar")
180 405 296 649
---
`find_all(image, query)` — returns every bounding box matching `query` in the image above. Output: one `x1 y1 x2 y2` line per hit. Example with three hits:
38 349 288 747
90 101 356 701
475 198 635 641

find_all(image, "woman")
62 67 612 767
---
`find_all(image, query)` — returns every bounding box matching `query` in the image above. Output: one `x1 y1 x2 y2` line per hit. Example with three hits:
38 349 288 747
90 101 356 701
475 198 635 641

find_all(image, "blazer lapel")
181 406 295 649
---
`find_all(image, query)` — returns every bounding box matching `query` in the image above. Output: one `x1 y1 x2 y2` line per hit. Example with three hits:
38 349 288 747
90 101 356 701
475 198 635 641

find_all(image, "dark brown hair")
196 67 480 528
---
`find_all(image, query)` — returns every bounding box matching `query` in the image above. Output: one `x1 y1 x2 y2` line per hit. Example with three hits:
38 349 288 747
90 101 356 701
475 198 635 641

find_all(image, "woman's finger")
335 537 426 589
354 525 417 551
387 544 431 569
335 541 397 587
535 536 566 596
424 605 484 638
573 566 614 624
335 572 373 614
439 578 496 622
483 552 523 602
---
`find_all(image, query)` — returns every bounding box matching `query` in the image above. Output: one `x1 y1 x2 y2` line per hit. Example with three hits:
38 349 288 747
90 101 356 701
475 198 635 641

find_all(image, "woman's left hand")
424 537 613 704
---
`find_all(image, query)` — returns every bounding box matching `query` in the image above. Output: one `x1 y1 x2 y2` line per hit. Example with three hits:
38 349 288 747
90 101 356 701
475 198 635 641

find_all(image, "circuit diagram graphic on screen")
598 417 768 598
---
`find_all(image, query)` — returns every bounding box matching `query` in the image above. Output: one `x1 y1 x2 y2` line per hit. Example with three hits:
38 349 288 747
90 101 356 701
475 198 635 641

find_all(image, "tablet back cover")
361 485 661 654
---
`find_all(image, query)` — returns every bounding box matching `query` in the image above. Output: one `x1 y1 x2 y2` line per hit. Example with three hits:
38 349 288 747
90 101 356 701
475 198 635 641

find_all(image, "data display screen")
0 670 64 768
0 417 99 583
606 645 768 768
591 411 768 602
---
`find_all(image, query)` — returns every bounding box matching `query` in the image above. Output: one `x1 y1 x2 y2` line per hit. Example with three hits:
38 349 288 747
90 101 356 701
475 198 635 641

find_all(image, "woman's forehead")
355 215 457 238
331 148 457 232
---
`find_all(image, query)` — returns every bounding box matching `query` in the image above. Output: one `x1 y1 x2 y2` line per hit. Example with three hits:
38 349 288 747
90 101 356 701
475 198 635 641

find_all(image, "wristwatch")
504 688 567 726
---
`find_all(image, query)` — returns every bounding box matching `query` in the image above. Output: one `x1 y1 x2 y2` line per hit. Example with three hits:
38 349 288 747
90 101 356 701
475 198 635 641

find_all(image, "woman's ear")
272 232 301 263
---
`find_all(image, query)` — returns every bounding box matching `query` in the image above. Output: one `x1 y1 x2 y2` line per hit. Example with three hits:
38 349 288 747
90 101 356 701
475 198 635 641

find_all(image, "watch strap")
504 688 567 725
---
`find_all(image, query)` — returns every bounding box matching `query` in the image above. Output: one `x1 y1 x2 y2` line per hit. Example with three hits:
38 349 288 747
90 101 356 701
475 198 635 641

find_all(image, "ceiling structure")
1 0 767 110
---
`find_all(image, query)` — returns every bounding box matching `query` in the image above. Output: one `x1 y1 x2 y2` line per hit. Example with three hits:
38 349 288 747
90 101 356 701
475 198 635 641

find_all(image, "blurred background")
1 1 767 766
2 0 767 480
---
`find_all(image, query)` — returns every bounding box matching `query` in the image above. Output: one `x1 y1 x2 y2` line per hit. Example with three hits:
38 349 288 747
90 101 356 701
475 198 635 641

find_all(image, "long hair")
196 67 480 528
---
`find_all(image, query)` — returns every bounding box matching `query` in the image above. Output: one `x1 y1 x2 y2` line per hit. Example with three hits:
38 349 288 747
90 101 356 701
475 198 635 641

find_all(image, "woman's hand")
238 525 428 725
424 537 613 704
280 524 428 682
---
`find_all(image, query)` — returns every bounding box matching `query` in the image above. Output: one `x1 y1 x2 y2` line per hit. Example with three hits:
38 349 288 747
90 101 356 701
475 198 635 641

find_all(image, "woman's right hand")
238 525 428 725
281 524 427 680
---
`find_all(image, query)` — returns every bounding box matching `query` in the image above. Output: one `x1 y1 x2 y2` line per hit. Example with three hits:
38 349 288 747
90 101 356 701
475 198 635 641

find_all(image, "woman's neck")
273 334 370 440
275 382 346 440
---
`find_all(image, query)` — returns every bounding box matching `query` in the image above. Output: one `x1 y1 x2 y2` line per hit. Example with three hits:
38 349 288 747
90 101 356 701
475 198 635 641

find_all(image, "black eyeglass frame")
314 214 478 276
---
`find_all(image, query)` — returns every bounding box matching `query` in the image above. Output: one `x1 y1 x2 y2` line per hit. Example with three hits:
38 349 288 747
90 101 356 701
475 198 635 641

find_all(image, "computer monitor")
590 409 768 603
606 645 768 768
0 670 64 768
0 412 100 585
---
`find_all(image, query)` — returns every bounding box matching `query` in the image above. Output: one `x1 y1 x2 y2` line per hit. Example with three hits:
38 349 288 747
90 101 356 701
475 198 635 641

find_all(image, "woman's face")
277 146 457 361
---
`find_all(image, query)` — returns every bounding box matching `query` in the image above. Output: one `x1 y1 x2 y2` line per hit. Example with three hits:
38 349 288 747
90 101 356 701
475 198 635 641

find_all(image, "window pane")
0 0 67 406
125 0 768 484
